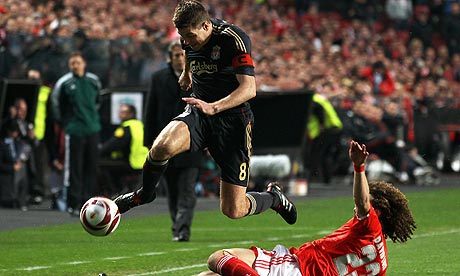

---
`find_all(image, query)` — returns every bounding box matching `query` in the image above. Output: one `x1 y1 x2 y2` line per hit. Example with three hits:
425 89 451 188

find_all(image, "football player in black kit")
115 0 297 225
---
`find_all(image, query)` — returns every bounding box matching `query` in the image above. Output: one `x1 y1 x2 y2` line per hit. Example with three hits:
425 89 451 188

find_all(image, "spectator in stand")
347 0 380 24
385 0 413 31
0 119 27 211
445 52 460 83
0 118 28 210
350 100 411 183
0 119 16 208
426 0 443 29
442 2 460 55
360 60 395 99
0 23 14 78
411 80 443 166
12 98 39 205
409 5 434 48
51 51 102 216
381 100 406 145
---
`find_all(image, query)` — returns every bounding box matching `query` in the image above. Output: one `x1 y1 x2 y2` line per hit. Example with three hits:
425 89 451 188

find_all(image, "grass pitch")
0 187 459 276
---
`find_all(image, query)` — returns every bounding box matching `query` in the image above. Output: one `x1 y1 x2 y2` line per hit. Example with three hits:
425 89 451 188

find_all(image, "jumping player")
196 140 416 276
115 0 297 225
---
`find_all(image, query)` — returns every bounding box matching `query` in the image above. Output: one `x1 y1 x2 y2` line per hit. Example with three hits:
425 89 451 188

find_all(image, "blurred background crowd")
1 0 460 211
2 0 460 91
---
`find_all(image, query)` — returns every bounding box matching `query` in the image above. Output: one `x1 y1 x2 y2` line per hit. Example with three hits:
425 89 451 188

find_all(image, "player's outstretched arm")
183 74 256 115
349 140 370 218
210 73 256 114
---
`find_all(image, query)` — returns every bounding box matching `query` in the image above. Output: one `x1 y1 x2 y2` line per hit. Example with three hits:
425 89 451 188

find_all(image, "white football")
80 196 120 236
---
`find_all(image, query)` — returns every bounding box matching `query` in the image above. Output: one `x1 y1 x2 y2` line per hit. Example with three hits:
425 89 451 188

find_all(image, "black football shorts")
174 104 254 186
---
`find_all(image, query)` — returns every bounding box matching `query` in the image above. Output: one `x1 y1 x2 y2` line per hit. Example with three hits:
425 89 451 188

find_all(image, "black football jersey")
182 18 255 104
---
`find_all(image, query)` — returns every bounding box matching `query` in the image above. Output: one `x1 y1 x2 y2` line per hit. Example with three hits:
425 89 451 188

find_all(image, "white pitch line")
138 252 165 256
103 256 131 260
413 229 460 238
17 266 51 271
317 230 334 235
63 261 91 265
291 234 312 239
208 240 256 248
175 247 199 252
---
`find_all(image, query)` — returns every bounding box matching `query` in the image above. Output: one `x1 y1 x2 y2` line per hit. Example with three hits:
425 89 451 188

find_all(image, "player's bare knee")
207 250 225 272
221 206 244 219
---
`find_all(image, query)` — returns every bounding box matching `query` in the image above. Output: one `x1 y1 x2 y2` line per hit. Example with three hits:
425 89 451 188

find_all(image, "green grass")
1 188 459 276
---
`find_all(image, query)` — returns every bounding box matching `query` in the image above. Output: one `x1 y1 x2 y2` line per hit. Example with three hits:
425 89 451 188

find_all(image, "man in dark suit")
144 40 204 242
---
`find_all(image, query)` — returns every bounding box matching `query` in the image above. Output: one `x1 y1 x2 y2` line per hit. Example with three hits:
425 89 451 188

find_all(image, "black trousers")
303 128 343 183
97 159 141 197
164 167 199 240
29 140 47 198
66 133 99 210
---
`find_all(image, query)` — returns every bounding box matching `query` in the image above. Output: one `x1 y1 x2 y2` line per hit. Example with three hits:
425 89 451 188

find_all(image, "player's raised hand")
182 97 217 115
179 70 192 91
349 140 369 166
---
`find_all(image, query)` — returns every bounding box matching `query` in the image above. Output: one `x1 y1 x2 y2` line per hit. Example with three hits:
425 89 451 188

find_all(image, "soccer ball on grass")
79 196 120 236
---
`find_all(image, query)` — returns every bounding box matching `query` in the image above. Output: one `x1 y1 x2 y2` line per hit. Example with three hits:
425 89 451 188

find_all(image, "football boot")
267 182 297 225
113 188 156 214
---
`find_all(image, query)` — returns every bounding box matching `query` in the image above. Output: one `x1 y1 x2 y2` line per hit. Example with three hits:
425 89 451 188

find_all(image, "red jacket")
360 66 395 97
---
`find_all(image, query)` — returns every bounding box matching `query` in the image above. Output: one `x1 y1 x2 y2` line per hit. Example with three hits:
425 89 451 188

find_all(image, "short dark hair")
172 0 210 29
372 61 385 71
14 97 27 108
120 103 137 118
68 51 85 61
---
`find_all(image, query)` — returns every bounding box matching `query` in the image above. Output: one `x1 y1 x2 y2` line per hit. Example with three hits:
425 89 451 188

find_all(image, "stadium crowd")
1 0 460 210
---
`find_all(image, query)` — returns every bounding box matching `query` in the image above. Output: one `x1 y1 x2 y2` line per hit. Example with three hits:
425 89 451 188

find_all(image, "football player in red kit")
196 140 416 276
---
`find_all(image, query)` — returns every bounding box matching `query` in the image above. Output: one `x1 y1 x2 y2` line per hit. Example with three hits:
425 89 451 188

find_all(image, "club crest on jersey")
211 45 221 60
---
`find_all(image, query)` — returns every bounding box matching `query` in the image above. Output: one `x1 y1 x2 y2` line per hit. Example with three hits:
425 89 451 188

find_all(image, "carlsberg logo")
190 61 218 76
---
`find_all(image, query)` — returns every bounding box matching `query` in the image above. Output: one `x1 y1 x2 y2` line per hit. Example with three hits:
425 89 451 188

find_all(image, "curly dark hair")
369 181 416 243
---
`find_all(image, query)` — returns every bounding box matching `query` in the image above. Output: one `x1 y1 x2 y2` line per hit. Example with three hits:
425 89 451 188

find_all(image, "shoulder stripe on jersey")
86 72 99 81
212 19 229 33
211 21 248 53
212 24 224 33
85 72 102 89
223 27 247 53
54 72 73 92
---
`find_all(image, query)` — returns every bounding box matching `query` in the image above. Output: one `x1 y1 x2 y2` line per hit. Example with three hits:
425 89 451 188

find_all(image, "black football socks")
141 155 168 199
245 192 278 216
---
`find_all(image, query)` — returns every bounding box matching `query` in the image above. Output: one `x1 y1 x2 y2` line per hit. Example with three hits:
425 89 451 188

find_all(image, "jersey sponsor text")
190 61 218 75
